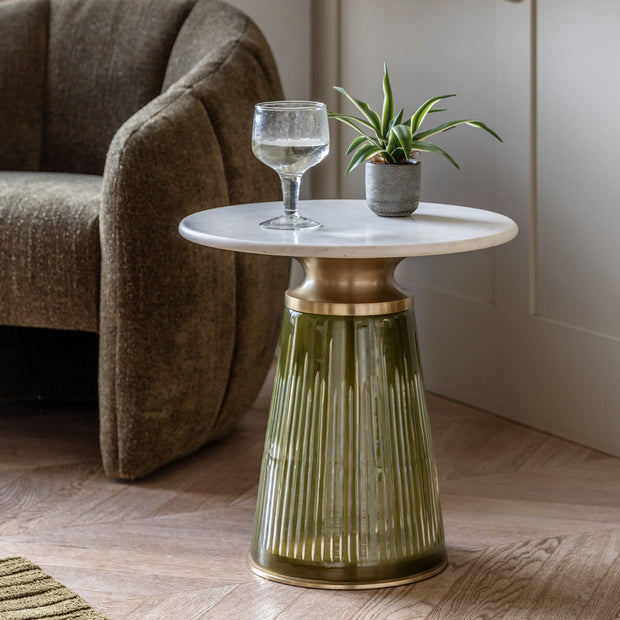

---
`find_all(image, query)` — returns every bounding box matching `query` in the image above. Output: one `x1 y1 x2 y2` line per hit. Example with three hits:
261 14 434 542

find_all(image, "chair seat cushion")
0 172 101 332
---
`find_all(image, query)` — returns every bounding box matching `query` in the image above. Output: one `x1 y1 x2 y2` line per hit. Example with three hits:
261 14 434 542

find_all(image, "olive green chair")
0 0 289 479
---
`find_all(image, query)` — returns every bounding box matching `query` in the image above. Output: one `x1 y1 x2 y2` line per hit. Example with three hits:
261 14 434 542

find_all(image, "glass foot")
259 214 321 231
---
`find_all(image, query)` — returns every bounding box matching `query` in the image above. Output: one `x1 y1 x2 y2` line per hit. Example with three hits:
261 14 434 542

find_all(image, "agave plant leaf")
386 127 400 154
412 140 460 169
389 108 404 131
381 63 394 138
346 135 370 155
387 147 408 164
415 119 503 143
346 143 384 174
327 111 375 133
409 94 456 134
466 120 502 142
391 124 413 161
333 86 382 136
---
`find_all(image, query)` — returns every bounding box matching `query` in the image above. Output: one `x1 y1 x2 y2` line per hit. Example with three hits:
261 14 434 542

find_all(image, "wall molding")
310 0 342 198
529 0 538 316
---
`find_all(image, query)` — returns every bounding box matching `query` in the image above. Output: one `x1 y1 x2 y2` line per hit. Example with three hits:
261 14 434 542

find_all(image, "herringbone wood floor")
1 368 619 619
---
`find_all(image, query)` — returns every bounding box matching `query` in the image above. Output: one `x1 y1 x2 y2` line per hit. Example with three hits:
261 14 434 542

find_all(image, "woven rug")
0 557 108 619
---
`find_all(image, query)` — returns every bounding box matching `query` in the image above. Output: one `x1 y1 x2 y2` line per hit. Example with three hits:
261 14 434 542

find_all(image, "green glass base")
251 309 445 588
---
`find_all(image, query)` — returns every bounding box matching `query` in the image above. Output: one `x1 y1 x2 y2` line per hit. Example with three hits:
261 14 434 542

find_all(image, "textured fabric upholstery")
0 0 47 171
0 172 101 331
42 0 196 174
0 0 290 479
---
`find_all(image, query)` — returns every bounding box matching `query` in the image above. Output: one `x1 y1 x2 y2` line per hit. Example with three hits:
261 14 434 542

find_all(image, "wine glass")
252 101 329 230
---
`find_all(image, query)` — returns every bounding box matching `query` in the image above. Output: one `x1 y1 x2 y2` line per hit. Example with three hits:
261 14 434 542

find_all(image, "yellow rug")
0 557 108 619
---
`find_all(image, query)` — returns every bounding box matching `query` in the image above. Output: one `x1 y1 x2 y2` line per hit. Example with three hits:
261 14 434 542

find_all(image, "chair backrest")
0 0 261 176
0 0 48 171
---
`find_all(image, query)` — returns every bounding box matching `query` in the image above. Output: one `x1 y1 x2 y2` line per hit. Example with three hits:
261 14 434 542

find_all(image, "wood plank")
579 545 620 619
205 580 302 619
441 493 620 547
425 537 561 619
512 530 619 619
440 459 620 508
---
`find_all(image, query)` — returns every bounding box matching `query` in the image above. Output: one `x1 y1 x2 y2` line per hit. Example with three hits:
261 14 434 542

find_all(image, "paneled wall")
226 0 311 100
229 0 620 456
537 0 620 339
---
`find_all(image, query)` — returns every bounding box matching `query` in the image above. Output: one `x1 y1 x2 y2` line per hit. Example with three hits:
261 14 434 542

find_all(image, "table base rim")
247 555 448 590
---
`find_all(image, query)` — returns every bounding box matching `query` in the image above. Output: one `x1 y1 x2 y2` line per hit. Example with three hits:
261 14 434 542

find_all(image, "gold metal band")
248 555 447 590
285 256 412 316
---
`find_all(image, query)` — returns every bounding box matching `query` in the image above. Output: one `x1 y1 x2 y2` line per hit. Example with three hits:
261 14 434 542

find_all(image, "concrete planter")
365 160 421 217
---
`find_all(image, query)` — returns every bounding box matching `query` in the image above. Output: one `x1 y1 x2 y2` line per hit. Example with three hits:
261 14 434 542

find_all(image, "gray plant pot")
365 160 421 217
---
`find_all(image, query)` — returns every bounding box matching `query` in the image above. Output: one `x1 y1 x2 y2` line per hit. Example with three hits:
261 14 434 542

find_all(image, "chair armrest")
99 87 237 478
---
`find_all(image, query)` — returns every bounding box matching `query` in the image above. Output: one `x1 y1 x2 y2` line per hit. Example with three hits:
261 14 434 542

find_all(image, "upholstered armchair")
0 0 290 479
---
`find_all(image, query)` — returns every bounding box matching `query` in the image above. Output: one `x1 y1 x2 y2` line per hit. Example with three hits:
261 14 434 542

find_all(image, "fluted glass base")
250 308 446 588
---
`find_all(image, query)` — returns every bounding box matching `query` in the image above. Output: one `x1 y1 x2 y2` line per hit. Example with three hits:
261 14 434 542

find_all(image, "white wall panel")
226 0 313 195
537 0 620 338
226 0 311 100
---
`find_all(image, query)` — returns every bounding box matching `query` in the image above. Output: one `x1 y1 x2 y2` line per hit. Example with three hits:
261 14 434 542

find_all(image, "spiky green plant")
328 63 502 174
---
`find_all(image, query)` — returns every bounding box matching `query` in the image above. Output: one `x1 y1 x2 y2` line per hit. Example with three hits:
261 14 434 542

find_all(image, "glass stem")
280 174 301 218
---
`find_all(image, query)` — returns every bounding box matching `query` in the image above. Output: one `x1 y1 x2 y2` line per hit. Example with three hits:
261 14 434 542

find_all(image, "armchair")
0 0 290 479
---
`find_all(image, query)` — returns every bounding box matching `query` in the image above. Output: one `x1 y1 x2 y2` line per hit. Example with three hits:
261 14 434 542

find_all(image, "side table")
179 199 517 589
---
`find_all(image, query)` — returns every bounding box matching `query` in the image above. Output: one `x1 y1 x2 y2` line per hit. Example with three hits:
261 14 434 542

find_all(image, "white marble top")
179 200 518 259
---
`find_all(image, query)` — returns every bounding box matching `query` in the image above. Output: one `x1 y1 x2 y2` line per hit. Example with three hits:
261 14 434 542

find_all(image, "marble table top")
179 200 518 259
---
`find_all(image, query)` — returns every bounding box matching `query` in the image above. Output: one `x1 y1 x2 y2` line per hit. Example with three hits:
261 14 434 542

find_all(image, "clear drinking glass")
252 101 329 230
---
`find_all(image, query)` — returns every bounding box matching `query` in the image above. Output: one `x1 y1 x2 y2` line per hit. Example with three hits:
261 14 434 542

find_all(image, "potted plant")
328 64 502 217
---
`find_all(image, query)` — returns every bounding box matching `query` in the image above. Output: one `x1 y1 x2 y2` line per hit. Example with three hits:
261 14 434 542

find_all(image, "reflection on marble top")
179 200 518 258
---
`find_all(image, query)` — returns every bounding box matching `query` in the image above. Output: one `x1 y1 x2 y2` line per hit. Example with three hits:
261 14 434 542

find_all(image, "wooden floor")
1 370 619 619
